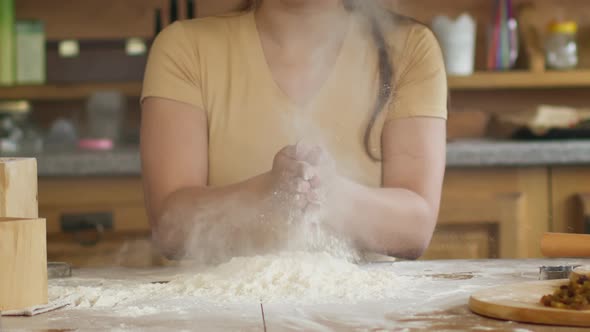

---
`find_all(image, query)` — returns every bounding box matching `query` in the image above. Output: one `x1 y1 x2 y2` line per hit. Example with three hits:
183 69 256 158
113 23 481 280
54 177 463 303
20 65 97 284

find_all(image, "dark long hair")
246 0 397 160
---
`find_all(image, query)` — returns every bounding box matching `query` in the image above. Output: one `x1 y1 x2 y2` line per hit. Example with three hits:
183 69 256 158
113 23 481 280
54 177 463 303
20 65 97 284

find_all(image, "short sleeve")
141 22 204 109
387 25 448 121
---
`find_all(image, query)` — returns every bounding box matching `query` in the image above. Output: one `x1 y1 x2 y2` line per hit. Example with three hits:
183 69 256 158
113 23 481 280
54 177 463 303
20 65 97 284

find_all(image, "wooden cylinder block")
0 217 47 311
541 232 590 258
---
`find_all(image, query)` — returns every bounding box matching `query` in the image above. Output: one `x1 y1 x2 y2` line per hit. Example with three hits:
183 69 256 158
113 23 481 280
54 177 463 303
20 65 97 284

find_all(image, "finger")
295 141 313 160
293 194 308 209
307 190 321 203
304 202 322 215
288 161 315 181
281 176 309 194
309 175 321 188
278 145 298 160
305 146 323 166
295 178 311 193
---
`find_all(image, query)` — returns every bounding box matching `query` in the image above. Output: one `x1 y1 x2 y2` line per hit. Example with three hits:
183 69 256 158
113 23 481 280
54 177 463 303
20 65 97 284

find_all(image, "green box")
0 0 15 86
16 20 45 84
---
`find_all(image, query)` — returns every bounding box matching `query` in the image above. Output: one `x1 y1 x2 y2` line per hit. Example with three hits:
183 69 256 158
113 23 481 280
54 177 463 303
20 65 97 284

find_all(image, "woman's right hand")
268 144 316 208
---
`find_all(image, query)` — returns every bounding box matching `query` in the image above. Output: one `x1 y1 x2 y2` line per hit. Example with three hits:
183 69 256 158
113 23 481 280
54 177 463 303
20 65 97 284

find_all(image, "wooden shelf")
449 70 590 90
0 82 142 101
2 70 590 101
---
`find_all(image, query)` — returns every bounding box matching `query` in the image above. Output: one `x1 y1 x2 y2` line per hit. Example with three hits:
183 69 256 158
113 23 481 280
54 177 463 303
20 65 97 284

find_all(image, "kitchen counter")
17 140 590 176
3 258 590 331
446 139 590 167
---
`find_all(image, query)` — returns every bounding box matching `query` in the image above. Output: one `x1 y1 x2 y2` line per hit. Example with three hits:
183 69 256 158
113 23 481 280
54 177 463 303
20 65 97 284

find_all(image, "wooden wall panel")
450 88 590 114
196 0 246 17
16 0 167 39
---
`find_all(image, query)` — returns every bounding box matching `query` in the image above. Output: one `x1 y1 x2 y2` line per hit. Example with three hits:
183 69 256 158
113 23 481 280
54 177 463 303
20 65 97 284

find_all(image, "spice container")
84 91 126 146
545 21 578 70
0 101 43 156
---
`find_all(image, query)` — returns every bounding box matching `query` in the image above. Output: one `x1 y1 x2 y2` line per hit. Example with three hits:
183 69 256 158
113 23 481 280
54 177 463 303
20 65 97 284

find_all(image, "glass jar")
0 100 43 155
545 21 578 70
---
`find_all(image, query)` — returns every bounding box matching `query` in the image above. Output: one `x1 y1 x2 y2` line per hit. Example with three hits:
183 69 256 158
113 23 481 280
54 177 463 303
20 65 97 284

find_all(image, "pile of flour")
165 251 404 303
48 251 409 310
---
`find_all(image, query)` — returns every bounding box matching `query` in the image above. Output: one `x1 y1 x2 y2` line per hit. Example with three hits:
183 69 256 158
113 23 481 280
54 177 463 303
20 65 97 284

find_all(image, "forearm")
153 173 279 262
325 177 437 259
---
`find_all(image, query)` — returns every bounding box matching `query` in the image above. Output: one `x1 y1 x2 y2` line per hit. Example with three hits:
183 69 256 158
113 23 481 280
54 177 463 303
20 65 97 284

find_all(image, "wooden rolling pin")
541 232 590 258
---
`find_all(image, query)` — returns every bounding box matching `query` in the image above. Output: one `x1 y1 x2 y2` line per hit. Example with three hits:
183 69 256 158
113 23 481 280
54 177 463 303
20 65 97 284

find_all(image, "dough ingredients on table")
49 185 404 317
48 251 410 315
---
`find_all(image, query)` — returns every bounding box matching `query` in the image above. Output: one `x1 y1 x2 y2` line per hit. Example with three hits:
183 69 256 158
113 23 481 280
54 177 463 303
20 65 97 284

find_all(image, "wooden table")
3 259 590 331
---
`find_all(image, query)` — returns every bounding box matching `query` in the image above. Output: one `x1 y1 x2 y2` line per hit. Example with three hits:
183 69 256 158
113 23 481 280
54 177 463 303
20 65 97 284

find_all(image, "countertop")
3 258 589 331
19 140 590 176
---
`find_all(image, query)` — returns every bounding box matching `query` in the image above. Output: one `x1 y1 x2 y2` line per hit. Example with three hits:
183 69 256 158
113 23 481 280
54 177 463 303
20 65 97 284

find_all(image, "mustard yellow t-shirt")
141 10 447 187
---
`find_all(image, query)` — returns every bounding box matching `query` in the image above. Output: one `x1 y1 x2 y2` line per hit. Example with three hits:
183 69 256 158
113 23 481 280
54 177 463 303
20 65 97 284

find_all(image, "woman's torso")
141 11 446 187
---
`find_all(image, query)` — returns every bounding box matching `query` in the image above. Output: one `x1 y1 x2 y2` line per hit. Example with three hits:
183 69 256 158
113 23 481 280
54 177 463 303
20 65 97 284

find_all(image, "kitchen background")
0 0 589 268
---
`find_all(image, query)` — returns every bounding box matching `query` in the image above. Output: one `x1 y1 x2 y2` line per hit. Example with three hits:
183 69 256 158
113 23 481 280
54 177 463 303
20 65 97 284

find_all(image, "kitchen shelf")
0 82 142 101
2 70 590 101
448 70 590 90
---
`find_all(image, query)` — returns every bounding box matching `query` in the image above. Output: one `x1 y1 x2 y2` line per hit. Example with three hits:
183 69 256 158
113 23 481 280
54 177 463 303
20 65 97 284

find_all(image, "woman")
140 0 447 262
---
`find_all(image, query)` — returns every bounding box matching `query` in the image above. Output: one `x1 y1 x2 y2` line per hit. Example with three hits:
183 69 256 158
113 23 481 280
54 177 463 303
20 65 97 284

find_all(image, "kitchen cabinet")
39 177 148 233
423 168 549 260
39 177 166 268
551 167 590 235
41 167 553 267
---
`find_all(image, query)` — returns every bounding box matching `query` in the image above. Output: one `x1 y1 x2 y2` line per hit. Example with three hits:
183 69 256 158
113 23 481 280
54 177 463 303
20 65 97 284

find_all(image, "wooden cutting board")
469 280 590 327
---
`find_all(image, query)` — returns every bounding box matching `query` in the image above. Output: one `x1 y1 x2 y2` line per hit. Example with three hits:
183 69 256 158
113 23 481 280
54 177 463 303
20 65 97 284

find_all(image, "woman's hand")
268 144 315 208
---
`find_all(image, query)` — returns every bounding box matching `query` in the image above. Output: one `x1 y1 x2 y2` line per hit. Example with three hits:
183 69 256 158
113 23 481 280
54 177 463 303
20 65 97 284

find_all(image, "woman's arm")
141 98 294 260
324 117 446 259
141 97 317 261
141 97 268 261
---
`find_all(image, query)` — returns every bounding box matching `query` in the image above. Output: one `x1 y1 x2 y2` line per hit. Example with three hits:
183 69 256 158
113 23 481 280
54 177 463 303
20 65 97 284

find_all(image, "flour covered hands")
290 142 338 214
268 143 325 212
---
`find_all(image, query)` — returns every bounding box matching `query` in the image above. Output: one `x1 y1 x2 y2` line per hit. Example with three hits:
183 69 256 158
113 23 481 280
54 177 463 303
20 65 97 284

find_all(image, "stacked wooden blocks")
0 158 47 311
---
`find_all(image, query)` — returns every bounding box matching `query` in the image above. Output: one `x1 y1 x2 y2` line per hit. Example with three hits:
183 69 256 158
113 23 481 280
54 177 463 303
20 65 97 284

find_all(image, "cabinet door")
551 167 590 234
425 168 549 260
39 177 161 267
46 233 167 268
423 224 496 260
39 177 149 234
16 0 162 39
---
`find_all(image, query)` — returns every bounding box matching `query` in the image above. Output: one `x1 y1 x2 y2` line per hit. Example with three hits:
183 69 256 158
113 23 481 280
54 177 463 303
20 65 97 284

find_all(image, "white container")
86 91 126 142
432 13 477 76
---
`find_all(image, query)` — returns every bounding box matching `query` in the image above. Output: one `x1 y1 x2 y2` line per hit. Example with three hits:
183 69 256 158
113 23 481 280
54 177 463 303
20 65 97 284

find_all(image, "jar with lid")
545 21 578 70
0 100 43 155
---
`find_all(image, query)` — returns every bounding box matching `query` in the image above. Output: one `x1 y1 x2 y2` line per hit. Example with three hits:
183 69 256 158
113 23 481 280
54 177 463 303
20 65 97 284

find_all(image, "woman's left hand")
292 142 335 214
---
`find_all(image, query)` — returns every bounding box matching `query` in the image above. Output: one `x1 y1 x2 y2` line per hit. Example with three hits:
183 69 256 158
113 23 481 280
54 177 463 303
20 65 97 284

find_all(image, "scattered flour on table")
48 251 412 315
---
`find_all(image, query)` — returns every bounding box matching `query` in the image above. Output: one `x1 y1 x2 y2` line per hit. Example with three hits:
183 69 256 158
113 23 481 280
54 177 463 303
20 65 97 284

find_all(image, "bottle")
432 13 477 76
85 91 126 144
0 0 15 85
545 21 578 70
487 0 519 71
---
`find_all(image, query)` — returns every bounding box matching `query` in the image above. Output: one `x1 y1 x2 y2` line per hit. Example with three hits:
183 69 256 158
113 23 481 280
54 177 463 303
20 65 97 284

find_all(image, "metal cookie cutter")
539 265 581 280
48 262 72 279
